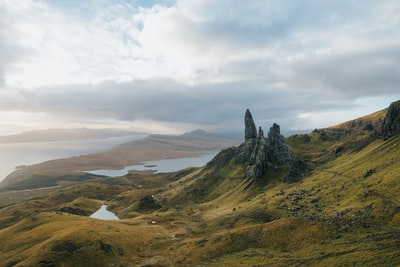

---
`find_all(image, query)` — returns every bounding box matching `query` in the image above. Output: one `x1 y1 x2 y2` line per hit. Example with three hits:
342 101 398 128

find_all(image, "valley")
0 101 399 266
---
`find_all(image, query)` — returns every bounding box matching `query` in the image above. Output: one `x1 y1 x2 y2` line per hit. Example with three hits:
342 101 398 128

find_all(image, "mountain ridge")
0 128 146 143
0 100 399 266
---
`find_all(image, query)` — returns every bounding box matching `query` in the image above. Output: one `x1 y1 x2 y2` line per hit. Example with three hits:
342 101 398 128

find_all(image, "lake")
0 134 147 182
87 152 218 177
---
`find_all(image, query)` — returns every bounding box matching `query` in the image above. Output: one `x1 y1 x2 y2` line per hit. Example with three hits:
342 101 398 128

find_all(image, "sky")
1 0 400 136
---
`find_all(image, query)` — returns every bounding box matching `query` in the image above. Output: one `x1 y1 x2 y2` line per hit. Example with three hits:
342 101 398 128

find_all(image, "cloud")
292 43 400 96
10 77 390 135
0 0 400 135
0 3 30 87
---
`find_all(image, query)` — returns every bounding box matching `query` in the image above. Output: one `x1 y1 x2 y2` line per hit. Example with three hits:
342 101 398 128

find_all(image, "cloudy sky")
1 0 399 136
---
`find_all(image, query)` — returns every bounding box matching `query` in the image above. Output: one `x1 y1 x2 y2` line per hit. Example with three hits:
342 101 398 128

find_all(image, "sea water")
0 135 146 182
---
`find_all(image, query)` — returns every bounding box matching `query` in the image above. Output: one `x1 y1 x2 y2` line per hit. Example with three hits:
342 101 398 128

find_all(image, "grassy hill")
0 103 399 266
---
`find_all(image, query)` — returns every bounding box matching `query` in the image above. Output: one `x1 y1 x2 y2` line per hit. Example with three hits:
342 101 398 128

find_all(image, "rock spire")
238 109 292 179
267 123 292 164
244 109 257 140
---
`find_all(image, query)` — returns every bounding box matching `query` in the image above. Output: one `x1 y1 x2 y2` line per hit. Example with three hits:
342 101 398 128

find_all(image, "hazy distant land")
0 128 144 143
0 129 240 190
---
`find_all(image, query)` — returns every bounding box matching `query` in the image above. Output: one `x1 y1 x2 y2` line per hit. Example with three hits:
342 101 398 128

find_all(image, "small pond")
90 205 119 220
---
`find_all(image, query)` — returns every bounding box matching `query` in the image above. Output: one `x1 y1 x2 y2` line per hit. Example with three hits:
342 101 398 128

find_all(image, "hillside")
0 101 399 266
0 130 240 190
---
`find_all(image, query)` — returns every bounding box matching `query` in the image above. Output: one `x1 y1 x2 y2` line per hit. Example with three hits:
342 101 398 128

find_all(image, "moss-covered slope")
1 102 400 266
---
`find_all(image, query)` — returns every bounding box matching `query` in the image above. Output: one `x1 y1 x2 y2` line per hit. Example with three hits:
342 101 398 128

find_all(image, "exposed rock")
382 100 400 139
283 159 310 183
235 139 256 164
238 110 292 179
99 241 114 256
363 168 375 178
137 195 161 211
258 126 264 138
51 240 82 254
57 206 88 216
302 134 311 143
312 116 382 142
267 123 292 165
252 127 268 178
244 109 257 140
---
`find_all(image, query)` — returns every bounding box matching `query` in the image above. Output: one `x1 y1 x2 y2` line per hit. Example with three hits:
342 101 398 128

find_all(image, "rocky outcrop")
283 159 310 183
57 206 88 216
382 100 400 139
267 123 292 164
248 127 268 178
137 195 161 211
237 109 292 179
244 109 257 140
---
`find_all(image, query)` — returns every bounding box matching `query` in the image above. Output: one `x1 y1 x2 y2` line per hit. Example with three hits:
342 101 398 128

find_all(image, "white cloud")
2 0 142 87
2 1 231 88
0 0 400 135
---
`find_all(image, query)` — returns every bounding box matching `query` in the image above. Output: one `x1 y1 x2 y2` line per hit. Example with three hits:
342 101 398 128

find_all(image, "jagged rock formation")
382 100 400 139
237 109 292 179
267 123 292 165
248 127 268 178
244 108 257 140
237 100 400 181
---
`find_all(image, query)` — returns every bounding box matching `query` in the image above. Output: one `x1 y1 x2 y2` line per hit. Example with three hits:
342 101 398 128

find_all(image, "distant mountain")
219 126 312 139
0 101 400 266
110 129 241 152
0 129 240 190
0 128 145 143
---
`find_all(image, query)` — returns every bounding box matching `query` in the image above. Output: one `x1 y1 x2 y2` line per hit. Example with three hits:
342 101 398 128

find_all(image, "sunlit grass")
0 109 400 266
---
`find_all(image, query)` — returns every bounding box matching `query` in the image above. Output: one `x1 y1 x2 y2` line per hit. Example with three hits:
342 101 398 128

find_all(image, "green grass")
0 108 400 266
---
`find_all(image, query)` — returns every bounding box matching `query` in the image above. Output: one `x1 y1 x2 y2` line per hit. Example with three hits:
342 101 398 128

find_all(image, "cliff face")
234 101 400 181
305 100 400 142
382 100 400 139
